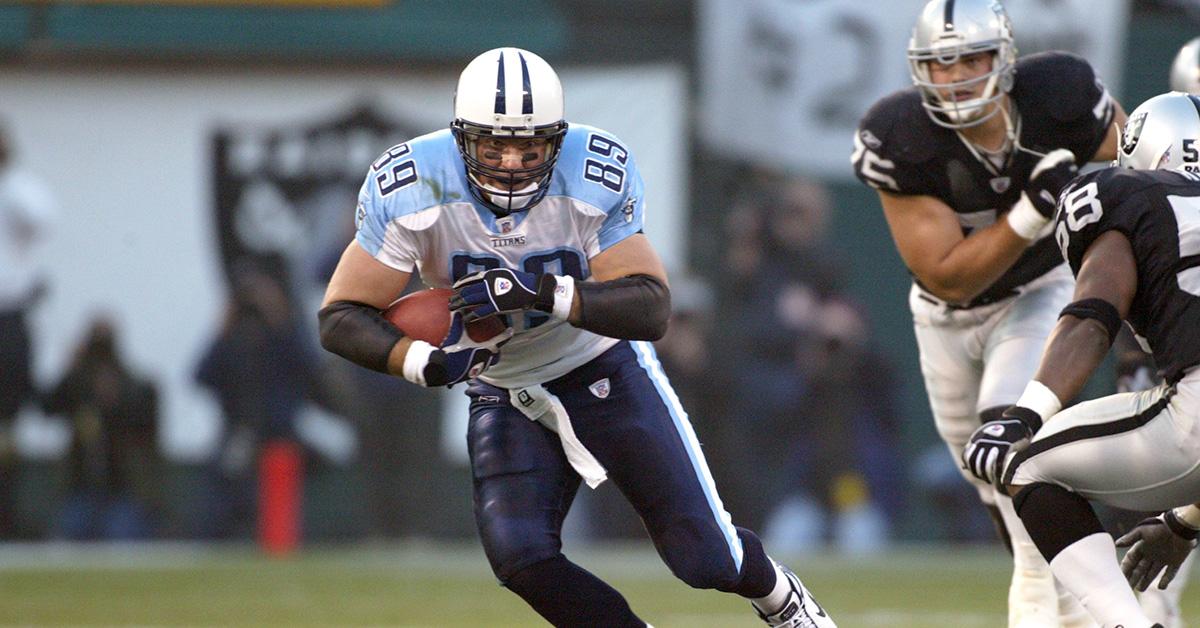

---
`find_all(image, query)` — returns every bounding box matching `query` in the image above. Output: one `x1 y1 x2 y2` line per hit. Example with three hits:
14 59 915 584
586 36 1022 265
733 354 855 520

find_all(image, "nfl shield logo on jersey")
497 216 516 233
989 177 1011 194
588 378 610 399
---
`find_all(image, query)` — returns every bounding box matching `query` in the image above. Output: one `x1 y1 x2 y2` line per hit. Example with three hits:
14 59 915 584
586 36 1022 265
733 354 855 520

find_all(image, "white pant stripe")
631 340 743 570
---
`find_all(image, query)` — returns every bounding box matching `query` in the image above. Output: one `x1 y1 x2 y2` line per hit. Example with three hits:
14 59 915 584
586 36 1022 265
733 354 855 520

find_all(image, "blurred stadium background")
0 0 1198 626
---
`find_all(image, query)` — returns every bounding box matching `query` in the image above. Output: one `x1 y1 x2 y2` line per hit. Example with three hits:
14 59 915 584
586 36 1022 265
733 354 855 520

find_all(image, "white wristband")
1174 505 1200 530
550 274 576 320
1006 193 1050 240
401 340 436 386
1016 380 1063 422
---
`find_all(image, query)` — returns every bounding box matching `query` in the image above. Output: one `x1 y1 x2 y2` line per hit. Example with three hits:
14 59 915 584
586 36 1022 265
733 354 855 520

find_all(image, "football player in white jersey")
964 91 1200 628
852 1 1125 625
318 48 835 628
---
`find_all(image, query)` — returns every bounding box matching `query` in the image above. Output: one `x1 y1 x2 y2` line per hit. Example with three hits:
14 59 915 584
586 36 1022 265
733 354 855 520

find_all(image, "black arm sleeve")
317 300 405 373
574 274 671 341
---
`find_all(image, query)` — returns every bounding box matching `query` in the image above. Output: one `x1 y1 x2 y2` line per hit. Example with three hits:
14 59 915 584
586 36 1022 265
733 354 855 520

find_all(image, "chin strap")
474 178 540 212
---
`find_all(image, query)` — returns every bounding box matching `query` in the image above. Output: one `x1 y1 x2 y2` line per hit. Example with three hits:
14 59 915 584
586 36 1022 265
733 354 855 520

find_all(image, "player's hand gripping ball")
383 289 512 386
383 288 507 344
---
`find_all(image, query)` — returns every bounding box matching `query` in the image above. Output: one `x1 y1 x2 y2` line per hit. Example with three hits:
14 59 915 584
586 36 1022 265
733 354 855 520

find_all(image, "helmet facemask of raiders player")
1171 37 1200 96
907 0 1017 129
1116 92 1200 173
451 47 569 217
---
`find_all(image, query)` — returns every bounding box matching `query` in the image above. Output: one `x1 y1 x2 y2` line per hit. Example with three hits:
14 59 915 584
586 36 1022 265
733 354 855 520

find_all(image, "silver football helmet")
907 0 1017 129
1170 37 1200 95
451 47 568 216
1116 92 1200 172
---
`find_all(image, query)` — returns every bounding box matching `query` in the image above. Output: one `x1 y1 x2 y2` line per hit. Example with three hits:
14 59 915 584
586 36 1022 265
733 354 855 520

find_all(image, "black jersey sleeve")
852 89 941 196
1013 52 1115 164
1055 168 1153 274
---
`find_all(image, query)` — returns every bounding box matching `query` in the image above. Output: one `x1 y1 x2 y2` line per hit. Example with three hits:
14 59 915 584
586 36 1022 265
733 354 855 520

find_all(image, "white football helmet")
1116 92 1200 172
1170 37 1200 95
451 47 568 215
907 0 1016 129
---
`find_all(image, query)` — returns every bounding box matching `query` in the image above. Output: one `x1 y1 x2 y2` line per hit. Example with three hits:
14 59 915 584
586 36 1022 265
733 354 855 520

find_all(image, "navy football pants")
466 341 774 610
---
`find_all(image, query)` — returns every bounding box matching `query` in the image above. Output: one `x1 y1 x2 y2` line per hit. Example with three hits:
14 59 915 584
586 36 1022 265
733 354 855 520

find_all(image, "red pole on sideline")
258 440 302 556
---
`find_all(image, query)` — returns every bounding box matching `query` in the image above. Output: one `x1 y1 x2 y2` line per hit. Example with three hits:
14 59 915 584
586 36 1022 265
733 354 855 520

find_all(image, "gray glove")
1116 512 1199 592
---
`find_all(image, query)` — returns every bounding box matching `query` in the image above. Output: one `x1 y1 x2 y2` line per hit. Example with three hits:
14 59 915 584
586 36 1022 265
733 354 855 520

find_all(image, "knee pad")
1013 482 1104 562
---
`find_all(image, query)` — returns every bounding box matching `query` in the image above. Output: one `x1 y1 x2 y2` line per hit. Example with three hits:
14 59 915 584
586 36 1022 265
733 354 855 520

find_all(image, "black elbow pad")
317 300 405 373
575 274 671 341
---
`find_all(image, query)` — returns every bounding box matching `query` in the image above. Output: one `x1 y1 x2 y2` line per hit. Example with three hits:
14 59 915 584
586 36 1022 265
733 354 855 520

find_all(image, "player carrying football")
318 47 835 627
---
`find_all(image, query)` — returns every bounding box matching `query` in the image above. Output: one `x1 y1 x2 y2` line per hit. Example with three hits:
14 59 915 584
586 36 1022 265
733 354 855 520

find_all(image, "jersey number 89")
583 134 627 194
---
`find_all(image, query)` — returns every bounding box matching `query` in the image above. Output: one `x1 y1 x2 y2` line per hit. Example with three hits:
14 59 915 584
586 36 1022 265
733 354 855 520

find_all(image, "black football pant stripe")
1002 391 1174 486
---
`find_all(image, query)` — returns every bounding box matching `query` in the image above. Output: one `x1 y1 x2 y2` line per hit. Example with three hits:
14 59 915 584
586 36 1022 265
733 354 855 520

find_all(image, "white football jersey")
354 124 646 388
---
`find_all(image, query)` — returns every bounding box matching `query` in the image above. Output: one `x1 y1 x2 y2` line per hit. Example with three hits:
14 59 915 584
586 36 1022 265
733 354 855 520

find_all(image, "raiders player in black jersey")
852 1 1124 625
963 92 1200 628
1095 40 1200 628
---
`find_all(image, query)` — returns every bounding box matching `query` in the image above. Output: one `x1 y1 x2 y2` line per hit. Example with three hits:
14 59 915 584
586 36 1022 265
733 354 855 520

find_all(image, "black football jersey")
1057 168 1200 382
852 51 1114 307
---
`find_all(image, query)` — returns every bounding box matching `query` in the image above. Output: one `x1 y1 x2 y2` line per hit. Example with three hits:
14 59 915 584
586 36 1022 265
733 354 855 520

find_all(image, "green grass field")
0 542 1195 627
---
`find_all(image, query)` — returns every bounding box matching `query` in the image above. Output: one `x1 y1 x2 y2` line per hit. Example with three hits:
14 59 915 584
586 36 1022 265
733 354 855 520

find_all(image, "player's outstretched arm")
964 230 1137 489
1031 230 1137 407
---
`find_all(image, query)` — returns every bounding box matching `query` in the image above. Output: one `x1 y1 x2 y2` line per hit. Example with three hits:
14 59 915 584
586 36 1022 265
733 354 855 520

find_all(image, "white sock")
997 493 1061 626
752 561 792 613
1049 533 1153 628
1057 584 1099 628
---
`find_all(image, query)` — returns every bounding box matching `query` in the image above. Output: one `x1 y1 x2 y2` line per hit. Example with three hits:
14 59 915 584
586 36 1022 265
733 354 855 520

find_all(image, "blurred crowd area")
0 0 1194 551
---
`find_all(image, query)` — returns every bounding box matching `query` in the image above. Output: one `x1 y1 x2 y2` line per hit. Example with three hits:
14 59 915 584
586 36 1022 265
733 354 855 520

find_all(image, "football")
382 288 506 345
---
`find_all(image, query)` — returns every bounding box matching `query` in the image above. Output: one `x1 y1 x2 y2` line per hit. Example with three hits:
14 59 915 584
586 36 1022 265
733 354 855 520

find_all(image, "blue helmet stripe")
494 50 507 115
519 52 533 115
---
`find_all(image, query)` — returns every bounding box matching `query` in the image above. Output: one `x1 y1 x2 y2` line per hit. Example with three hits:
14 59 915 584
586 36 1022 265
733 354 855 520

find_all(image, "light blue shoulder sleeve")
554 125 646 252
354 130 458 268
